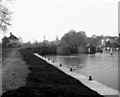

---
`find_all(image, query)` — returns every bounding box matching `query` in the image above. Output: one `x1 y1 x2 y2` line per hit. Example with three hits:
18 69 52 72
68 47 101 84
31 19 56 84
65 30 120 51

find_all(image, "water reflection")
56 54 87 69
46 51 118 91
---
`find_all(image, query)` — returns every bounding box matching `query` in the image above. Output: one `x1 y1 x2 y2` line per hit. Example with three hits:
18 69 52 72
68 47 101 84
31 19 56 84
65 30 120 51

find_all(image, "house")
7 32 20 47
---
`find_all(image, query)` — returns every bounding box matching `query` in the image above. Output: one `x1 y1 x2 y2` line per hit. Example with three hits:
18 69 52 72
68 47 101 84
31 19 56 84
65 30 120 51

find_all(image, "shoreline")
2 48 103 97
43 52 119 91
44 51 119 91
34 53 119 96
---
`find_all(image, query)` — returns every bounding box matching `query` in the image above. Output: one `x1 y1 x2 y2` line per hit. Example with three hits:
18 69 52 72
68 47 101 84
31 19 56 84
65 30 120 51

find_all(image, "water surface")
46 50 119 91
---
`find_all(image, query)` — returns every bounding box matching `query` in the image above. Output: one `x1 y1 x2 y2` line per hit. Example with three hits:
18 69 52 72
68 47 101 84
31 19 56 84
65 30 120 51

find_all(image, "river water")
46 50 119 91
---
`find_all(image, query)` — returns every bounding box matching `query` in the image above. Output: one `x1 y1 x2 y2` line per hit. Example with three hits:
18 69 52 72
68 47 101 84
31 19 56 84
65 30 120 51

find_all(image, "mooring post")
70 68 72 71
89 76 93 81
60 64 62 66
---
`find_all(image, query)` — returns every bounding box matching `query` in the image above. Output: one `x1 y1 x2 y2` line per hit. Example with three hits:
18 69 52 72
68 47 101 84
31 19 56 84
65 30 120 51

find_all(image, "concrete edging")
34 53 119 96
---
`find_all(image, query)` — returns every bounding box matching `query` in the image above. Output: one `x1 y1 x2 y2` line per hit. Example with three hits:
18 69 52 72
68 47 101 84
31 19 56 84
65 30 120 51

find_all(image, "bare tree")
0 0 13 34
0 5 12 33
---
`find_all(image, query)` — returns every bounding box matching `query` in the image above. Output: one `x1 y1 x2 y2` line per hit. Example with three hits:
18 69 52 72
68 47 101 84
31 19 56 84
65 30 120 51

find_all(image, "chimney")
10 32 12 36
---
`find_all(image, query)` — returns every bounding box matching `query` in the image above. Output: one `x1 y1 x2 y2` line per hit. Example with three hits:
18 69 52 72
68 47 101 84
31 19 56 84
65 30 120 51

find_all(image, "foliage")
106 37 119 48
87 35 104 47
87 37 99 46
118 37 120 43
2 36 9 47
87 35 119 48
105 41 111 47
60 30 87 48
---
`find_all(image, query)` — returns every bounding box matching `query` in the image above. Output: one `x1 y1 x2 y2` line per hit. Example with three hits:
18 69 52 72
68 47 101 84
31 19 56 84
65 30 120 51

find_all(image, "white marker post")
88 48 90 54
110 48 113 55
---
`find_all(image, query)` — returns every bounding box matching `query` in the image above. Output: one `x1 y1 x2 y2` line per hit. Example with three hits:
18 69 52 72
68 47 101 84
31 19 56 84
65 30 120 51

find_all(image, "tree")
118 36 120 49
60 29 87 48
87 38 99 46
77 31 87 46
0 5 11 33
0 0 13 34
105 41 111 47
87 35 102 47
2 36 9 47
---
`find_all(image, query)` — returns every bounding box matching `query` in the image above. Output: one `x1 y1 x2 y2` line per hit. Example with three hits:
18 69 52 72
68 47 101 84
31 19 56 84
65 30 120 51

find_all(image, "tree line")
60 30 119 49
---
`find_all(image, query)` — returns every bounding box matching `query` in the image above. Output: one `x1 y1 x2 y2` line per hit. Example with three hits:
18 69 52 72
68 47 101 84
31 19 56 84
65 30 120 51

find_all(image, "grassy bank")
2 48 103 97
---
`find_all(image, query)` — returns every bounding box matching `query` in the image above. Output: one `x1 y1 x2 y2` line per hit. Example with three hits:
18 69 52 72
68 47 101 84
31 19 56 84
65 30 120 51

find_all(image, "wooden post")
60 64 62 66
89 76 93 81
70 68 72 71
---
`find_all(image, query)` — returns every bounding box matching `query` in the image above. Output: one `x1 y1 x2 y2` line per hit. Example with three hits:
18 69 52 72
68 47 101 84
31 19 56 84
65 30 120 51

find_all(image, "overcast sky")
1 0 119 42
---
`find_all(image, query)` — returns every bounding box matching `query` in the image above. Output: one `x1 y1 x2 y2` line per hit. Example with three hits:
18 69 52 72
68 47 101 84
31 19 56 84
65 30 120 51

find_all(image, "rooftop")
8 32 18 40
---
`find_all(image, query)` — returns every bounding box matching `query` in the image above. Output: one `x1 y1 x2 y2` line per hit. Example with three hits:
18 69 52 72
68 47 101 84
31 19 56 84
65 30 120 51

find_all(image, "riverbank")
44 51 119 91
35 53 118 96
2 48 103 97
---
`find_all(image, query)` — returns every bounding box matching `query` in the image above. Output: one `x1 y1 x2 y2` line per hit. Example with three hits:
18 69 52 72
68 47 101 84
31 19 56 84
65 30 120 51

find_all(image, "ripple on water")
45 51 118 91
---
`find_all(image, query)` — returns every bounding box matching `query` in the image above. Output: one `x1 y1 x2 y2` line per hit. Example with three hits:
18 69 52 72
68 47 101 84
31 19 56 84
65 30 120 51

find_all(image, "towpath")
2 48 30 94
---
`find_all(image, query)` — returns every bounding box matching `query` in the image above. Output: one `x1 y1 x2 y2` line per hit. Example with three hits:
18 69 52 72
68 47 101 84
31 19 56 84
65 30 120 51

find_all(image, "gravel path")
2 48 30 94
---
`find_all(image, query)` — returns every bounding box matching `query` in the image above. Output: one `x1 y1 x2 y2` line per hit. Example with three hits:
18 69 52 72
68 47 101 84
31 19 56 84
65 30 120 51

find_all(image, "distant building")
53 36 60 46
7 32 20 47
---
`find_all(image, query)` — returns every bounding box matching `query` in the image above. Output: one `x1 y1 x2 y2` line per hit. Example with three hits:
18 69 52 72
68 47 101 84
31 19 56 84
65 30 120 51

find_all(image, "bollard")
70 68 72 71
60 64 62 66
89 76 93 81
110 48 113 56
53 61 54 63
111 53 113 56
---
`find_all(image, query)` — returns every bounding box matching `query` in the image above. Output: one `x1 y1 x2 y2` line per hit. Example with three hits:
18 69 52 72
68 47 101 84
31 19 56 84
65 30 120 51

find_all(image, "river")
46 50 119 91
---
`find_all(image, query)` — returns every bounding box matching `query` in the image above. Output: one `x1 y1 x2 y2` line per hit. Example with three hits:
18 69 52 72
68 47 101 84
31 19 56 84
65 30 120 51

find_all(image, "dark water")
46 50 119 91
